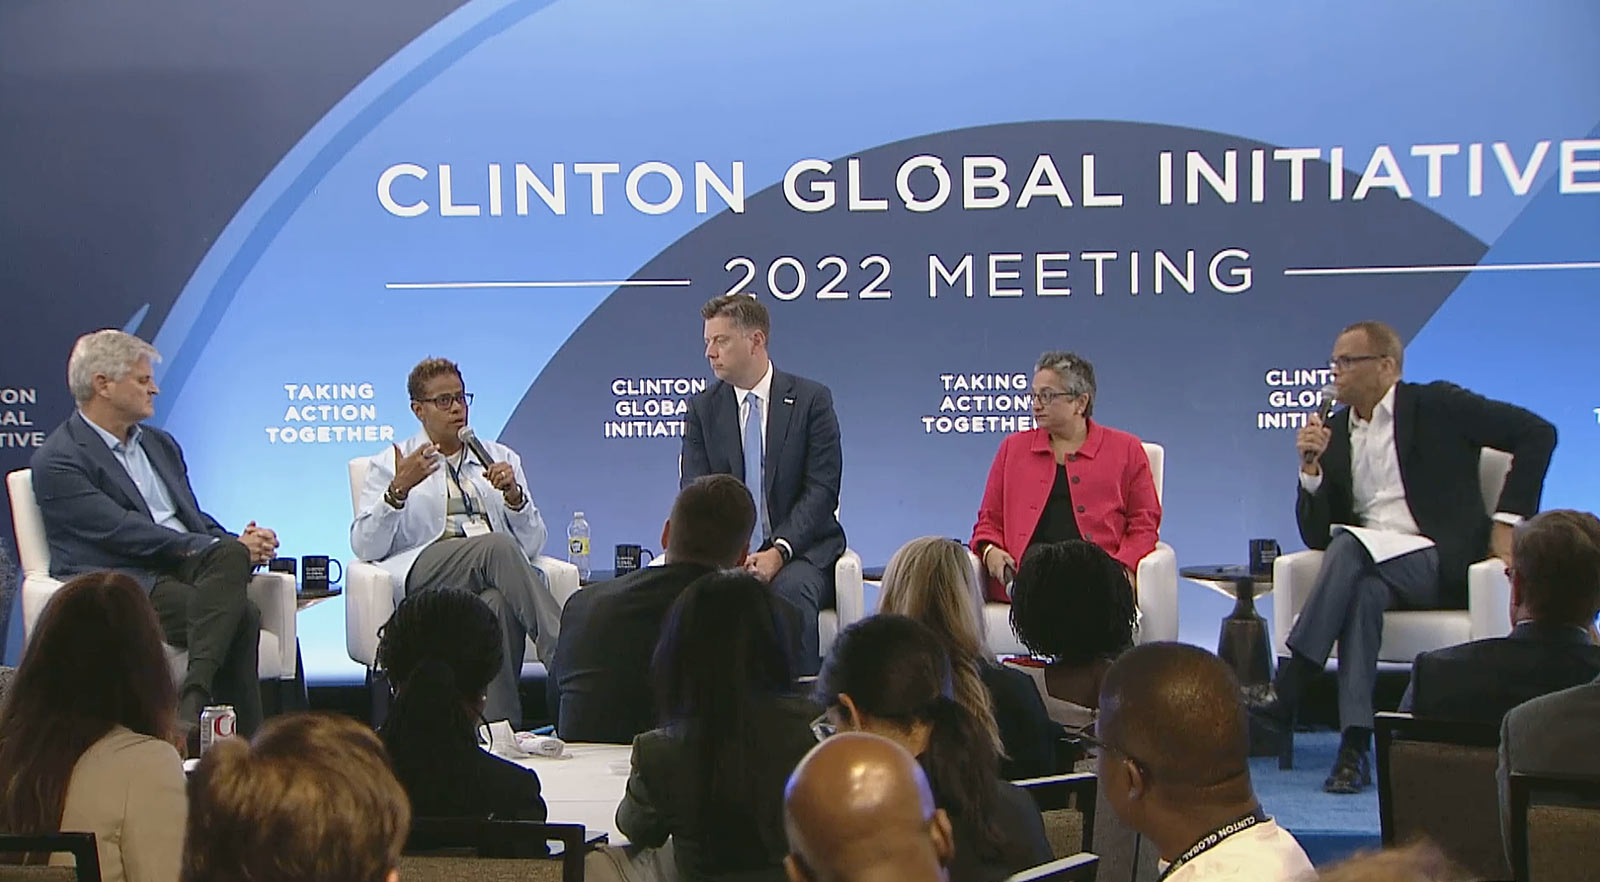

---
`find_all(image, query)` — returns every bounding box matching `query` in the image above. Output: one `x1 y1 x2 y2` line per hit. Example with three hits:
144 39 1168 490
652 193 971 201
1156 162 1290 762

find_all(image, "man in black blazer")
1255 320 1556 794
30 330 279 736
1399 509 1600 724
550 474 756 743
681 294 845 673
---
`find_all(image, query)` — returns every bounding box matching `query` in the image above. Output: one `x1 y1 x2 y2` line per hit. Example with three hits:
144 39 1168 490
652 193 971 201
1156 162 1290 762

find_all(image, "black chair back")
0 833 101 882
1002 852 1098 882
1375 711 1506 880
1508 772 1600 882
1016 772 1097 858
404 818 598 882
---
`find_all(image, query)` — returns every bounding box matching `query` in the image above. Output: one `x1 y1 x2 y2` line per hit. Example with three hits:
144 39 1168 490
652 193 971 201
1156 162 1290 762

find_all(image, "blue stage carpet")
1252 730 1382 866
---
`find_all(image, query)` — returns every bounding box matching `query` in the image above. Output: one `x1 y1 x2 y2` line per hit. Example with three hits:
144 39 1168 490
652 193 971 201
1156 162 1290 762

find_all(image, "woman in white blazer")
0 572 186 882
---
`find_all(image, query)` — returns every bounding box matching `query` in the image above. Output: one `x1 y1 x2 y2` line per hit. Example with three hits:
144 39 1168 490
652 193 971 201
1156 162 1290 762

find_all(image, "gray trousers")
1287 531 1441 731
405 533 562 727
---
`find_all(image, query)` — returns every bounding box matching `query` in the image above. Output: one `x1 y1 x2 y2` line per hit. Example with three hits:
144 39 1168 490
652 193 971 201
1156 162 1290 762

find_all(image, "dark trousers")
149 538 263 734
772 558 835 677
1287 531 1441 731
405 533 561 728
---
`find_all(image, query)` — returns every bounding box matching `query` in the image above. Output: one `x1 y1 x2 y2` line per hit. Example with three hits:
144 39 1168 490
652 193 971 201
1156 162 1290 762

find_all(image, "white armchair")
343 457 580 673
978 442 1179 655
1270 448 1515 663
6 468 297 684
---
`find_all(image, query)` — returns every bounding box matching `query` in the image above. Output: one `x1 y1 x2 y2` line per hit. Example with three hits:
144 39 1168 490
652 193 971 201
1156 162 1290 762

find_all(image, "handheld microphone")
458 426 497 469
1302 384 1338 465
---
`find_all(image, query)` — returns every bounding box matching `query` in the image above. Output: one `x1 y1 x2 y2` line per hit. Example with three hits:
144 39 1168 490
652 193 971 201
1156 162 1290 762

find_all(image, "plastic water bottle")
567 512 591 580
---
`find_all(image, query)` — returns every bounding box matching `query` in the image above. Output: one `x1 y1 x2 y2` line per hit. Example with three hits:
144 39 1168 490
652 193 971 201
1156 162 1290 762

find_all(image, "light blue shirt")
80 413 190 534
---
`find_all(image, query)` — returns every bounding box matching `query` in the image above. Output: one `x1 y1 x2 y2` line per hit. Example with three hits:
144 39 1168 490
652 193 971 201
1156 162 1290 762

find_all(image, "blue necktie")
743 391 766 548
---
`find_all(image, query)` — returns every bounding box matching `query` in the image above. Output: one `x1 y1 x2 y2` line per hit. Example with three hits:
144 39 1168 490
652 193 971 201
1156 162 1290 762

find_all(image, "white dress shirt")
1159 818 1314 882
733 360 774 452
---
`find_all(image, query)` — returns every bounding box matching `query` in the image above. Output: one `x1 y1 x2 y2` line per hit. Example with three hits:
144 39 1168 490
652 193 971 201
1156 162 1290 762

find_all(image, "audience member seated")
1498 674 1600 849
183 712 410 882
971 350 1161 603
552 474 757 743
1400 509 1600 723
784 732 955 882
1093 642 1312 882
878 536 1059 779
1005 540 1137 730
1314 843 1466 882
617 569 816 882
815 615 1050 882
377 587 547 820
0 572 185 882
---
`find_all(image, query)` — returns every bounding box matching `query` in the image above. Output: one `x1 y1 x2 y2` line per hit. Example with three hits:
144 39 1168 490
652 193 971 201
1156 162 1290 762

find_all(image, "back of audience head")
878 536 1003 755
1096 643 1254 835
814 615 1008 860
1315 842 1466 882
784 732 953 882
664 474 757 567
376 587 501 745
1011 539 1136 665
1510 509 1600 628
654 569 796 828
0 572 176 835
182 712 409 882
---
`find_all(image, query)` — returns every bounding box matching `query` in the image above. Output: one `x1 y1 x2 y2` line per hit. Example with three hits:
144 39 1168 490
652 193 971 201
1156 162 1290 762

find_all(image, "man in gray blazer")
1498 676 1600 850
30 330 278 736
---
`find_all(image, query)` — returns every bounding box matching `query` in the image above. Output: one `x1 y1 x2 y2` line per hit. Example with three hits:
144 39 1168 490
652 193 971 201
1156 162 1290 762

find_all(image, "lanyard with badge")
1156 806 1270 881
444 451 492 537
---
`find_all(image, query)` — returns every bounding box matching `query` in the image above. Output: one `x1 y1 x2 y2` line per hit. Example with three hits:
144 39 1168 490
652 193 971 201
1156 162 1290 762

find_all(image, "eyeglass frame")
810 711 837 743
1031 387 1082 407
413 392 475 409
1327 354 1387 371
1065 721 1153 780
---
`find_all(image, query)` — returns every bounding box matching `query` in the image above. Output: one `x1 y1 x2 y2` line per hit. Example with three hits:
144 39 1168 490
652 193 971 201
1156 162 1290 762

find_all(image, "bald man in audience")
1094 643 1313 882
784 732 954 882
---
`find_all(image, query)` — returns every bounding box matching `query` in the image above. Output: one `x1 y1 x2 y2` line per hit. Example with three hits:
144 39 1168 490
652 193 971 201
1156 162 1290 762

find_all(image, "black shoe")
1245 684 1293 729
1323 746 1372 794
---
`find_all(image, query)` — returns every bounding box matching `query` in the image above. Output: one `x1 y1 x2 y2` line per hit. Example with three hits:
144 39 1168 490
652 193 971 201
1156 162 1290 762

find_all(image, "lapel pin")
783 397 795 405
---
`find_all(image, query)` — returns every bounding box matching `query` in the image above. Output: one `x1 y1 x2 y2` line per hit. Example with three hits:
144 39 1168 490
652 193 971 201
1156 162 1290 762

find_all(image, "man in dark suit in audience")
1401 509 1600 724
549 474 755 743
1498 673 1600 851
1254 320 1556 794
31 330 278 738
682 294 846 675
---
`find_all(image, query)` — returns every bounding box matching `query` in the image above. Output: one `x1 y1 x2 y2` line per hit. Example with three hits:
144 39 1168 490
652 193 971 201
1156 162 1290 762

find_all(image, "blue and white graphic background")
7 0 1599 678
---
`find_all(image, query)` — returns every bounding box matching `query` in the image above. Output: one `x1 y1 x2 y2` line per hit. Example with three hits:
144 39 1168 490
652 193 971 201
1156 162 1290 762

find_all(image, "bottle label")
568 537 590 555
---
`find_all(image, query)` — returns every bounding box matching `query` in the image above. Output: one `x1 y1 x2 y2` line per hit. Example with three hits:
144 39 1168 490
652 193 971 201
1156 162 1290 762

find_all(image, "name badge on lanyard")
446 455 492 537
1157 807 1270 881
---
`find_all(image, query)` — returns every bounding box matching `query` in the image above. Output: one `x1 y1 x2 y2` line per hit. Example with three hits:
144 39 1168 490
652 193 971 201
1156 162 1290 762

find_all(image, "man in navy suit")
681 294 845 673
30 330 278 737
1400 509 1600 724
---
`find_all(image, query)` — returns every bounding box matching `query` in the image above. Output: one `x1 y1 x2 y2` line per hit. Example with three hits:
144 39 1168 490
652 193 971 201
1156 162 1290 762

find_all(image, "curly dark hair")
376 588 502 748
1010 540 1136 665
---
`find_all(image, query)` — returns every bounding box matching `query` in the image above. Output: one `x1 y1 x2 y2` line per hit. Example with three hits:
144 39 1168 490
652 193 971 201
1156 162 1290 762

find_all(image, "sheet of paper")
1332 525 1434 564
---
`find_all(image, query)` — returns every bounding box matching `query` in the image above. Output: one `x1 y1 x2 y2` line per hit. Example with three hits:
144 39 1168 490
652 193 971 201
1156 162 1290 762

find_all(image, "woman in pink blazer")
971 352 1162 603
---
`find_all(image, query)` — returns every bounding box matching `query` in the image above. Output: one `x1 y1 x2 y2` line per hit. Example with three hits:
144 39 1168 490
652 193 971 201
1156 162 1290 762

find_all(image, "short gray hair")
1035 351 1097 418
67 330 161 405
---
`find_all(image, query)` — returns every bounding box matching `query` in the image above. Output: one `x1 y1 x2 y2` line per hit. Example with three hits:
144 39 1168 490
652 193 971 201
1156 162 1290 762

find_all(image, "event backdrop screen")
2 0 1597 679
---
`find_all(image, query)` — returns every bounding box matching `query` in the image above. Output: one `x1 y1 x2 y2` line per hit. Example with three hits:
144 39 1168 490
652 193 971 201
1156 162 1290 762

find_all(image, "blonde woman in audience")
183 712 410 882
878 536 1059 779
0 572 185 882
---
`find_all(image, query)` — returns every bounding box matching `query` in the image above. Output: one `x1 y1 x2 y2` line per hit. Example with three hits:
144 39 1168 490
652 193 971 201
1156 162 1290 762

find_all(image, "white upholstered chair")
1270 448 1516 663
344 457 580 677
6 468 297 683
977 442 1180 655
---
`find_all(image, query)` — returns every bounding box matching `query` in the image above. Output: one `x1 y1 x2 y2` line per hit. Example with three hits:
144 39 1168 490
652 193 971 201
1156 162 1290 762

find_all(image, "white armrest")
1134 542 1179 643
345 560 398 669
20 574 65 644
834 548 865 626
536 555 582 609
1271 549 1325 659
246 572 297 680
1467 557 1513 640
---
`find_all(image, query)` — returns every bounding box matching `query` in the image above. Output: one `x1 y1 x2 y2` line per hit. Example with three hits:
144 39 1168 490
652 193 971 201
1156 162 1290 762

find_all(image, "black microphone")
1302 384 1338 465
458 426 497 469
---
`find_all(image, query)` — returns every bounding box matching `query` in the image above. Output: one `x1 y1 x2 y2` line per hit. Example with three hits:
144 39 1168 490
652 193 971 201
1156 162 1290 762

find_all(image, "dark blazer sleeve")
680 392 713 489
771 383 842 558
154 430 233 539
1425 382 1555 517
31 439 211 563
1295 412 1350 551
615 733 672 848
